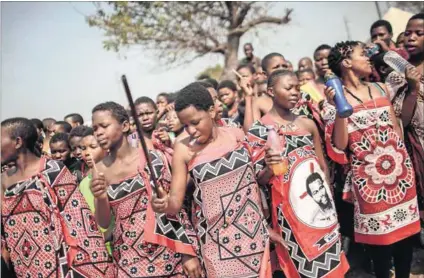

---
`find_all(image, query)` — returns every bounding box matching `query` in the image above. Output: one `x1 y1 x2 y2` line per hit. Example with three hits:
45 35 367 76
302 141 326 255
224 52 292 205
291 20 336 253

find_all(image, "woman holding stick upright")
90 101 201 277
323 41 420 278
151 83 272 278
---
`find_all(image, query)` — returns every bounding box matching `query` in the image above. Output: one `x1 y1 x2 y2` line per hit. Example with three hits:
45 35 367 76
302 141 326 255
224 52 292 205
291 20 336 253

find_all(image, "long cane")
121 75 161 195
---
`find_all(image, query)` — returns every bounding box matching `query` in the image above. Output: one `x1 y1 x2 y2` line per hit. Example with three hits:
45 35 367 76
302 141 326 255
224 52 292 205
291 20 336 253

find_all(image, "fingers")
157 185 167 198
90 174 108 198
151 188 168 213
183 264 202 278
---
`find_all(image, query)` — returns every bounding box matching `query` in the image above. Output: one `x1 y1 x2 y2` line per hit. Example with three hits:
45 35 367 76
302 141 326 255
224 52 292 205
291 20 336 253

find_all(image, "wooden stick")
121 75 160 195
232 69 243 79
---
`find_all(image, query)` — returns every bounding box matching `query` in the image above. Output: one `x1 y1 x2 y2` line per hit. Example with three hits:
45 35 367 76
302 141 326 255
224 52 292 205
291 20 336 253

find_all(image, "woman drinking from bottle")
323 41 420 278
247 70 349 278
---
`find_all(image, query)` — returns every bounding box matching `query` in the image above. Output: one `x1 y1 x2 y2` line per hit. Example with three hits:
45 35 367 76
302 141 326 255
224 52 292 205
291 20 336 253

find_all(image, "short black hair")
167 92 178 103
135 96 157 110
64 113 84 125
261 52 285 74
42 118 56 132
55 121 72 133
50 132 70 147
244 42 253 49
81 127 94 137
370 19 393 35
236 63 256 74
217 80 237 92
92 101 129 124
69 125 90 139
1 118 38 153
175 82 214 112
297 68 316 77
313 44 332 60
267 69 296 88
197 73 211 80
408 13 424 22
196 81 214 89
157 92 170 102
305 172 324 197
30 118 43 130
203 78 218 90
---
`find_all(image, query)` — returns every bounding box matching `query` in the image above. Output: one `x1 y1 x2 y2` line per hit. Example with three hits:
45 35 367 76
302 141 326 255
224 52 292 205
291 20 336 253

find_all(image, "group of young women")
1 12 423 278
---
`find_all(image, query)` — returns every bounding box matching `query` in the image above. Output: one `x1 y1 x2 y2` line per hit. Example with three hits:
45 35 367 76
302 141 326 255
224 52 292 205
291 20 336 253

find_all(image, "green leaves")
86 1 292 70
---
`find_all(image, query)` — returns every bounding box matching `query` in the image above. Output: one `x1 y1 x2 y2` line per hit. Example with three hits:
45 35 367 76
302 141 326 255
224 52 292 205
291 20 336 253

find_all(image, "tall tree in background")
86 1 292 79
392 1 424 13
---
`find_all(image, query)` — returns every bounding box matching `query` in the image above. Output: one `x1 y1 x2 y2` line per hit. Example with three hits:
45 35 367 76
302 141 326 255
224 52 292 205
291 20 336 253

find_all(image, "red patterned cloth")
108 149 196 277
216 118 241 128
188 127 271 278
152 130 174 166
1 158 114 277
322 97 420 245
247 114 349 278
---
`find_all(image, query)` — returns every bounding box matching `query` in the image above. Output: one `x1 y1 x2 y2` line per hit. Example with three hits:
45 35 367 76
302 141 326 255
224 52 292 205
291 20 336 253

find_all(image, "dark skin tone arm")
151 138 191 214
323 86 349 151
238 76 255 132
324 81 403 150
90 162 113 229
150 138 202 278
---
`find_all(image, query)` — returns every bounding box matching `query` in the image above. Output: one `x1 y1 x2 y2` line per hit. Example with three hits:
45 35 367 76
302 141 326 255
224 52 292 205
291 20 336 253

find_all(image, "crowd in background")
1 12 423 278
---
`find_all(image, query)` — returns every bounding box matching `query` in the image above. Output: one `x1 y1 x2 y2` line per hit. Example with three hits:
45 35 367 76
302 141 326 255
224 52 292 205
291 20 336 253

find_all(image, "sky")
1 1 391 122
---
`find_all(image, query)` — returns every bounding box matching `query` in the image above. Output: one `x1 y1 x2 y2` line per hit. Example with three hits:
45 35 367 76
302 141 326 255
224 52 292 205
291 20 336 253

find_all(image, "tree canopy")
87 1 292 79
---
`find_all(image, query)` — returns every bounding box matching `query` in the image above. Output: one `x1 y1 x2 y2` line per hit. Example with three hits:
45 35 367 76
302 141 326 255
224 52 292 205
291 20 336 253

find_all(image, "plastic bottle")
266 126 288 176
325 72 353 118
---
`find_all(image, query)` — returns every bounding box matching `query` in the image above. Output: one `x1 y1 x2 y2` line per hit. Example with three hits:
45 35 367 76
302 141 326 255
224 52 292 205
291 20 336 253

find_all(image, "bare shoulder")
174 137 191 162
225 126 246 139
295 116 318 133
256 96 272 107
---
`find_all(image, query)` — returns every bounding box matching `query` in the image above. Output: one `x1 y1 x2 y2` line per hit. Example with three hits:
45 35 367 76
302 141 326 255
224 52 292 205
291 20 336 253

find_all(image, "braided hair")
328 41 361 77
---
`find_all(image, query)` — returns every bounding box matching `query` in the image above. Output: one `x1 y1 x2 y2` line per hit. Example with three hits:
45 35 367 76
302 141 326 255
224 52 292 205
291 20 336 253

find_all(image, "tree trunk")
220 34 240 81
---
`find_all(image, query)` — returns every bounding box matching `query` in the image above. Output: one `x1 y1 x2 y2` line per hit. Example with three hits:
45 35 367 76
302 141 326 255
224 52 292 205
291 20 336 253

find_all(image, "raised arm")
91 170 113 229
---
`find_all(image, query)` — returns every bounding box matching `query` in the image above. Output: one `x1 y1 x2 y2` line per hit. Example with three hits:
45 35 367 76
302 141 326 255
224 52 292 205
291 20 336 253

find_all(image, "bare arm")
94 197 112 229
165 141 190 214
252 99 263 123
324 86 349 151
243 95 254 132
91 168 113 229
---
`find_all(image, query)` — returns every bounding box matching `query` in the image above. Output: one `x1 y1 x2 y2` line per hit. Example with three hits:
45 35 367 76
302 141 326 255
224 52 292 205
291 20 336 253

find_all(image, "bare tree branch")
229 8 293 36
235 2 254 27
86 1 293 76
